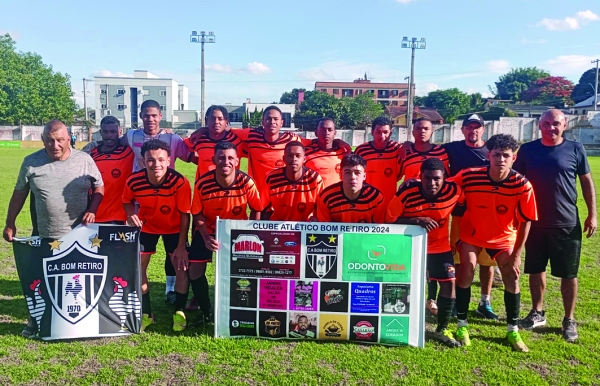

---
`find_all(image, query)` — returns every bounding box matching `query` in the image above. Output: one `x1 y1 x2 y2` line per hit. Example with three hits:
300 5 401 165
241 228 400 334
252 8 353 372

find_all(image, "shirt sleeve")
191 180 204 216
122 180 134 204
86 154 104 188
373 194 386 224
14 160 31 192
451 186 467 217
516 182 538 223
299 137 314 146
575 142 591 176
315 193 332 222
231 127 251 141
313 176 325 218
385 195 404 223
246 179 265 212
176 177 192 214
173 136 193 163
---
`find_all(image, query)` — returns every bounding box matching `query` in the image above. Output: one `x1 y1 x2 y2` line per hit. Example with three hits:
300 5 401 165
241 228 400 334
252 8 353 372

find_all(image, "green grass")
1 148 599 385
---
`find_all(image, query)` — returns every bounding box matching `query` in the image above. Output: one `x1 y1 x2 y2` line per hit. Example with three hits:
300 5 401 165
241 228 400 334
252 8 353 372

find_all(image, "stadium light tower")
190 30 216 126
401 37 426 130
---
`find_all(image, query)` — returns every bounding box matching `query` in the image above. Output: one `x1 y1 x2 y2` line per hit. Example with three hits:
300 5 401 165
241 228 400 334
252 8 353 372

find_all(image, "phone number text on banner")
214 220 427 348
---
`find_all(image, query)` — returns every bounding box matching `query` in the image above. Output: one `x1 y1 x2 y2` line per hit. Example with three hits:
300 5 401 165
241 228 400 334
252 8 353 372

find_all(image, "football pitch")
0 148 599 386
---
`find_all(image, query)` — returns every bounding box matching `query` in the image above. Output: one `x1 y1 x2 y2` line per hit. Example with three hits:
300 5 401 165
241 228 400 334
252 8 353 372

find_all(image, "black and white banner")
13 225 142 340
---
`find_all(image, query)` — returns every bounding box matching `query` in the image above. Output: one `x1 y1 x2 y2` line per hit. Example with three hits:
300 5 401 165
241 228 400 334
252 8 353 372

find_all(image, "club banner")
215 220 427 348
12 224 142 340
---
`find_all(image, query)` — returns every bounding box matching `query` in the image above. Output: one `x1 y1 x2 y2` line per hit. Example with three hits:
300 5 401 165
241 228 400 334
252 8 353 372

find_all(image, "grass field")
0 148 599 386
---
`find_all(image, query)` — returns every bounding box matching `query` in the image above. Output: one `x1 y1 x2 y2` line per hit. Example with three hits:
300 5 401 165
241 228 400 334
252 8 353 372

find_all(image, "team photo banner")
13 225 142 340
215 220 427 348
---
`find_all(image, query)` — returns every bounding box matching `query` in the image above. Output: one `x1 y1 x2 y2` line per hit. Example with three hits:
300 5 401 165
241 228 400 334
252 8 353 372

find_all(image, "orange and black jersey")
122 168 192 234
184 130 246 180
265 166 324 221
354 141 403 203
316 182 386 223
304 140 351 188
192 169 264 234
90 144 134 222
386 180 465 254
452 166 537 249
400 144 450 181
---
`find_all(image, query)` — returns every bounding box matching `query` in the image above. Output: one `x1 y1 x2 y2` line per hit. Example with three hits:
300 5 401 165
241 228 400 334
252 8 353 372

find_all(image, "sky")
2 0 600 110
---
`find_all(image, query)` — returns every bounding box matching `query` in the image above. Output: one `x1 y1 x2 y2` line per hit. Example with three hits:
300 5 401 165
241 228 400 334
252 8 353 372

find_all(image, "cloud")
205 62 271 75
93 70 133 77
486 59 511 74
540 54 600 75
0 30 21 40
296 60 395 82
416 83 439 96
536 10 599 30
521 38 548 45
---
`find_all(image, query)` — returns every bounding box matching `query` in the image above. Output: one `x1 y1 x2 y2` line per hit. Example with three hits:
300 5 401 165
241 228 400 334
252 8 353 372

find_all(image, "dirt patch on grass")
0 348 22 367
526 363 551 379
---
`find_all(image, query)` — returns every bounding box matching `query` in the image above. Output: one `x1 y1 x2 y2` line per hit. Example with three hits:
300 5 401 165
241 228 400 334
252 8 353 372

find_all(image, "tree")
493 67 550 101
340 93 383 130
469 93 483 110
279 88 307 104
413 96 426 107
0 33 76 125
571 68 599 103
523 76 574 107
422 88 471 123
242 107 263 128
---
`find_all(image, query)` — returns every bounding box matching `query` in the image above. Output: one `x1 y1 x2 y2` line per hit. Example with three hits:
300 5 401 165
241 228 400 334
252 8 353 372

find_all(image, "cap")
462 114 484 127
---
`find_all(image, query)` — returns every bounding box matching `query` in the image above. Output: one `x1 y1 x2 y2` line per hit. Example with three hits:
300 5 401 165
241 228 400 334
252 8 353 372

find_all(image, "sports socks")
165 275 176 294
456 285 471 323
480 293 490 305
174 292 189 312
142 292 152 315
504 290 520 329
427 280 438 301
165 255 176 293
436 295 454 332
190 275 212 316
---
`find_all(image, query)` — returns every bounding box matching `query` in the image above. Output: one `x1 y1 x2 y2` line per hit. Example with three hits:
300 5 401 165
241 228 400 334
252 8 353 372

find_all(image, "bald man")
3 120 104 337
513 109 597 342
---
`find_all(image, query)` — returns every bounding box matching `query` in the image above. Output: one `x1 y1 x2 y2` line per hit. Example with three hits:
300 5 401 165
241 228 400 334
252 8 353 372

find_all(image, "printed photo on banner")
230 230 301 278
319 281 349 313
229 278 258 308
304 233 338 279
350 283 380 313
259 279 288 310
381 284 411 314
289 280 318 311
229 309 258 337
318 313 349 340
342 233 412 283
349 315 379 343
258 311 287 339
288 312 317 339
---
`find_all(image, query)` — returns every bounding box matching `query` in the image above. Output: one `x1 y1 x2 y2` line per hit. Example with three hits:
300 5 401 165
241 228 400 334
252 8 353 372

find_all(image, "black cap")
462 114 484 127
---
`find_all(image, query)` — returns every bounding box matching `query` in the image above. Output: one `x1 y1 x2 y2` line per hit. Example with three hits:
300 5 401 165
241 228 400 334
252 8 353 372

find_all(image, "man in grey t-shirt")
3 120 104 336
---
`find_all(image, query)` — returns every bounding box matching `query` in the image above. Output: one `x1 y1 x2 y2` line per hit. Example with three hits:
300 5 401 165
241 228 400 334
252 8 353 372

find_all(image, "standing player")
514 109 597 342
122 139 191 331
263 141 324 221
386 158 465 347
442 114 499 319
316 154 386 223
399 118 449 180
304 118 350 188
452 134 537 352
176 142 264 330
87 116 134 224
355 116 403 204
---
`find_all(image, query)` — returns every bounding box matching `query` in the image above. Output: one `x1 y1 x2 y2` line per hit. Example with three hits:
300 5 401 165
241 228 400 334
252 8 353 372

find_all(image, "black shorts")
97 221 126 225
140 232 180 256
455 239 507 260
427 251 456 282
187 230 214 263
524 223 582 279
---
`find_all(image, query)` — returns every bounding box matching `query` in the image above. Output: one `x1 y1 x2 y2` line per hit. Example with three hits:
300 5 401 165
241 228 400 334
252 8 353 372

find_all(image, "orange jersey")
452 167 537 249
304 140 350 188
90 145 134 222
400 144 450 180
265 166 324 221
192 169 263 234
385 181 465 254
122 169 192 234
354 141 403 203
184 131 247 180
240 128 311 201
316 182 386 223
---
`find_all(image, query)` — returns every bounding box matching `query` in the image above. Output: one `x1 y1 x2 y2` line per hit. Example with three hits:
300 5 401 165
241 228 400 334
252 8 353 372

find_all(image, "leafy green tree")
423 88 471 123
242 107 263 128
341 93 383 130
571 68 599 103
0 33 76 124
469 92 483 110
293 91 340 131
493 67 550 101
413 95 426 107
279 88 307 104
523 76 574 106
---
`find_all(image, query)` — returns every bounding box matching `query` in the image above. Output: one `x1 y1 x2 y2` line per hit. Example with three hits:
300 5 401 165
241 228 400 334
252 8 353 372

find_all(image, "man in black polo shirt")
513 108 597 342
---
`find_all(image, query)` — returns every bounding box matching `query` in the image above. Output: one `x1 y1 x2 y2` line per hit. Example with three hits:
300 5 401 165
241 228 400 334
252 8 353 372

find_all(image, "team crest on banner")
305 234 338 279
43 242 107 324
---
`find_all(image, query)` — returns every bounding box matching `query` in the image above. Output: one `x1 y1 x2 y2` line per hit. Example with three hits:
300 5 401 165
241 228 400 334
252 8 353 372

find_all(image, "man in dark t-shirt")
513 109 597 342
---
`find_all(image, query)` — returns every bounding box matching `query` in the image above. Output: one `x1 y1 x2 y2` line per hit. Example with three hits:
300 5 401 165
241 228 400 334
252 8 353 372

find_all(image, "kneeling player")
171 141 264 331
122 139 191 331
316 154 385 223
453 134 537 352
386 158 465 347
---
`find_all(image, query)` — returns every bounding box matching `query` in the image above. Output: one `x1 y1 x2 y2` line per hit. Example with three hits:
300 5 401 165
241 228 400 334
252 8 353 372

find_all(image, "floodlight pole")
592 59 599 111
402 37 426 130
191 31 216 126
